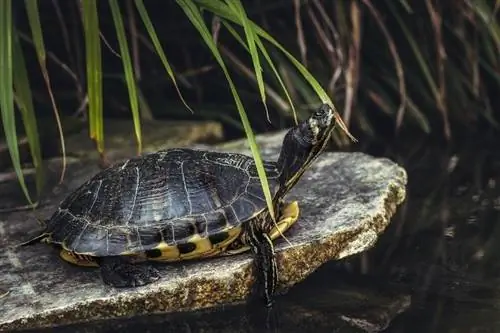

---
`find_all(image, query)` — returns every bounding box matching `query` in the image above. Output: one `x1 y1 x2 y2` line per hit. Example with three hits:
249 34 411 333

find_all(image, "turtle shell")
44 149 281 258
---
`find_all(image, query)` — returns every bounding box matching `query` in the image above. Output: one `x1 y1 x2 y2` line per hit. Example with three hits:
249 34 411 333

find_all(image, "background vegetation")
1 0 499 208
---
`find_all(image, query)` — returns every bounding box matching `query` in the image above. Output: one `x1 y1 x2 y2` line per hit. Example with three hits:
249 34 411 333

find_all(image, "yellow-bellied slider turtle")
23 103 342 307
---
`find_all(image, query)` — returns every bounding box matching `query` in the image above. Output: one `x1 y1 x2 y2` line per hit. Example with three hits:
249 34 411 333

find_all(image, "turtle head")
297 103 335 145
277 103 337 193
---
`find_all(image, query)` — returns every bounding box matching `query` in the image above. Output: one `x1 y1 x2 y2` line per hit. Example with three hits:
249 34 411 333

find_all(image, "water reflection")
357 132 500 332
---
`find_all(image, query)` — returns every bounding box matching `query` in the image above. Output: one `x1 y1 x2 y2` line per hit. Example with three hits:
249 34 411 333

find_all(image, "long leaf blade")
12 29 44 198
0 0 33 205
81 0 104 154
24 0 45 61
176 0 277 221
226 0 268 117
223 21 298 123
109 0 142 154
25 0 67 182
195 0 356 142
134 0 194 114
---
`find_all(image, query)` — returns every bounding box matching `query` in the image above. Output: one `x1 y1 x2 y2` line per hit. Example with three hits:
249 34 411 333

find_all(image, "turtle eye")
312 104 334 130
314 104 332 118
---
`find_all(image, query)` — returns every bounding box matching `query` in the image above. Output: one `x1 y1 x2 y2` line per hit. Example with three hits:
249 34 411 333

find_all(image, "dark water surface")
18 133 500 333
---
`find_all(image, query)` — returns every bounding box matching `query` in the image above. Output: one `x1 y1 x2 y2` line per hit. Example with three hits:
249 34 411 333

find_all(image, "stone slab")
0 131 407 331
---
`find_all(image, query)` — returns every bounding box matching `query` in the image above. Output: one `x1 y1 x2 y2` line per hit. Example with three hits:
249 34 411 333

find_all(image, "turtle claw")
98 256 161 288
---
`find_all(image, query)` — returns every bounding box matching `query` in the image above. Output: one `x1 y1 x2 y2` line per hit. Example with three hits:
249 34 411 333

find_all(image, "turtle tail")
18 216 51 247
19 232 50 247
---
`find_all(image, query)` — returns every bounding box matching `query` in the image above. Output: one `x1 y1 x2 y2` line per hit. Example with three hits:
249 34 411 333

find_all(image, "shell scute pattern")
48 209 86 247
72 224 108 254
204 209 230 234
46 149 282 257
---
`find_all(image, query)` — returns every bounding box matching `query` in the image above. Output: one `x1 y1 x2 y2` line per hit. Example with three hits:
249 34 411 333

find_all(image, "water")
15 132 500 332
361 133 500 332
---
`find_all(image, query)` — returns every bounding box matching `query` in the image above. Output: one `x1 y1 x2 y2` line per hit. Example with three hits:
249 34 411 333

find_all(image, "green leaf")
110 0 142 154
195 0 356 142
176 0 277 221
25 0 66 183
471 0 500 49
81 0 104 154
135 0 194 114
222 22 298 123
0 0 34 205
12 29 44 198
24 0 45 61
198 0 328 97
253 25 331 105
226 0 269 118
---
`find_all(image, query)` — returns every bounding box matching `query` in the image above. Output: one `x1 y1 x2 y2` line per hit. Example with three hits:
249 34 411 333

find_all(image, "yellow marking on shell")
200 226 243 259
59 249 98 267
147 242 181 262
148 226 243 262
186 233 215 251
225 201 299 255
178 233 214 261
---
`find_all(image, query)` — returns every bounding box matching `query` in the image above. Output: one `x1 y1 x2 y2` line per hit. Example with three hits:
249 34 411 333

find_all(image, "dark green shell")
44 149 281 256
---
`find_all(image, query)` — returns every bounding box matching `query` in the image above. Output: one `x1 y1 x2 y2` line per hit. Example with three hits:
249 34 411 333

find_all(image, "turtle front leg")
244 218 278 308
97 256 161 288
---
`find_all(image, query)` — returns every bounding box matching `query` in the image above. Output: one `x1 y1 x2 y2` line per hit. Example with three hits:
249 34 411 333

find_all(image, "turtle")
22 103 341 307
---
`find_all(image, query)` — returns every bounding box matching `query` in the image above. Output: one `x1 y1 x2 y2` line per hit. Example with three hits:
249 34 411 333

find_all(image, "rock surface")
35 272 411 333
64 119 224 161
0 130 407 331
0 118 223 171
0 120 224 212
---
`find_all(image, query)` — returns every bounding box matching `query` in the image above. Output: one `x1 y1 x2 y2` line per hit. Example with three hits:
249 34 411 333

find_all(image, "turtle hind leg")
245 222 278 308
97 256 161 288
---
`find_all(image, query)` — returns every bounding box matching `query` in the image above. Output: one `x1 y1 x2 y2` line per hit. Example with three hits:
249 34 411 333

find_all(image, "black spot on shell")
177 242 196 254
145 249 163 258
208 232 229 245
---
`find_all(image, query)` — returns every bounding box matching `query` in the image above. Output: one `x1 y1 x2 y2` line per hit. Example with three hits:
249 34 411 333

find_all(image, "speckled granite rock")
0 131 407 331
